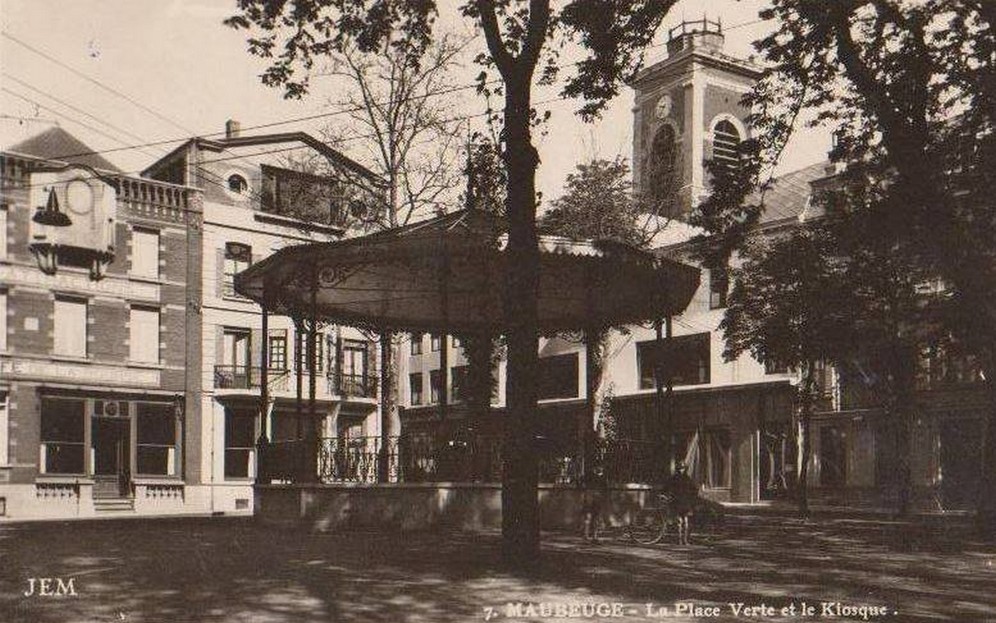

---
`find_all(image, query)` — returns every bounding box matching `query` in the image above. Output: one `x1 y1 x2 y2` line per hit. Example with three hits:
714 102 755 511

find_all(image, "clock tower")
632 18 761 220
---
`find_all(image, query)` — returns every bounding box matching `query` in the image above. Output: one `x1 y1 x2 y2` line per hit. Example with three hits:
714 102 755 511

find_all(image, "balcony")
214 365 261 390
221 280 250 299
330 372 378 399
214 366 377 400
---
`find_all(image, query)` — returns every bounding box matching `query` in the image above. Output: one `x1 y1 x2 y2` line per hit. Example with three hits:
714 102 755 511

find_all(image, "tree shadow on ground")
0 514 993 622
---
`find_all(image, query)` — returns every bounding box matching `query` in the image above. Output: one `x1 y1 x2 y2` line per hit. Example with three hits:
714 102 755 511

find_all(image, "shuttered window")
713 120 741 170
129 306 160 363
54 297 87 357
130 228 159 279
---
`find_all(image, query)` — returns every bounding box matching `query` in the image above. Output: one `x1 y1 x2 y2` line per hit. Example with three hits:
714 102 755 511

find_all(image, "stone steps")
93 497 135 513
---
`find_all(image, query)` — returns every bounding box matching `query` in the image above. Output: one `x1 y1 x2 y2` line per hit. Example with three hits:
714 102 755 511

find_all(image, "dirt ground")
1 513 993 622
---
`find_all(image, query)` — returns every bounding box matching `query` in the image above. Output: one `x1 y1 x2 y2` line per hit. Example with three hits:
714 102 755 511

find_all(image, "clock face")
66 180 94 215
655 94 673 120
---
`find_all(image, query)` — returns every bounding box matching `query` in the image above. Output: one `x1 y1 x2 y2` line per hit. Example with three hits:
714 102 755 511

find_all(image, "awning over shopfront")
234 209 700 333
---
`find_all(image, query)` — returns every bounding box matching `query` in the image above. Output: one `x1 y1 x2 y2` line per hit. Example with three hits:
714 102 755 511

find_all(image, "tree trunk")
378 333 399 482
977 362 996 538
501 74 542 567
796 362 816 517
891 348 918 517
582 330 607 480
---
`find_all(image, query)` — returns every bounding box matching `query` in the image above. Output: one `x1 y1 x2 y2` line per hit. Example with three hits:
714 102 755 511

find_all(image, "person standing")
667 461 698 545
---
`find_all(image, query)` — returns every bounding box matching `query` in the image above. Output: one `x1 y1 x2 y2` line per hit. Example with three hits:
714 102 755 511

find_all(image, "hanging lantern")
30 243 59 275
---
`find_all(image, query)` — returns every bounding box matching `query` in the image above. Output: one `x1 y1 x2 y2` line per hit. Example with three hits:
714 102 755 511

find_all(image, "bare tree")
319 35 470 228
300 35 472 465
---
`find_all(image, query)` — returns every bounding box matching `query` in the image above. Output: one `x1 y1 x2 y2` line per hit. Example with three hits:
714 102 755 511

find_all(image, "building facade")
144 124 385 512
399 19 987 511
0 123 386 520
0 129 202 518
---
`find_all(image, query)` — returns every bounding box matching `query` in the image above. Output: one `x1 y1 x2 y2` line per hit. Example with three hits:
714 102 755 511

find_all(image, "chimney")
225 119 241 139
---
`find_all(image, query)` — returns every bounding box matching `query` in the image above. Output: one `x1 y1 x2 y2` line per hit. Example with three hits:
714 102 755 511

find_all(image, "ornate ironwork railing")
215 366 294 390
330 372 378 398
214 365 261 389
261 435 662 485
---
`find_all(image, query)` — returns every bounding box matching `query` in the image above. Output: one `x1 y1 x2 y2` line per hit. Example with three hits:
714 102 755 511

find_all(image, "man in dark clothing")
666 461 698 545
581 465 608 542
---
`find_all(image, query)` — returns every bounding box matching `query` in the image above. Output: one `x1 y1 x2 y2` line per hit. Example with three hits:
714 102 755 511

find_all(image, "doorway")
93 417 131 498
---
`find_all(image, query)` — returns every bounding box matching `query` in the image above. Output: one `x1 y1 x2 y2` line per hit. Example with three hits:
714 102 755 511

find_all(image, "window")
676 429 731 488
297 332 325 372
338 339 370 396
326 334 336 373
218 329 252 388
0 206 7 259
223 242 252 297
130 228 159 279
54 297 87 357
224 408 256 479
451 365 469 402
260 164 348 226
136 402 177 476
0 395 7 466
40 397 85 474
129 307 160 364
268 330 287 370
410 373 424 406
429 369 442 404
452 336 462 349
410 333 423 355
764 358 789 375
644 124 681 217
709 266 729 309
538 354 579 400
637 333 711 389
819 425 847 487
227 173 249 196
916 342 982 389
712 119 742 170
0 291 6 352
430 334 441 352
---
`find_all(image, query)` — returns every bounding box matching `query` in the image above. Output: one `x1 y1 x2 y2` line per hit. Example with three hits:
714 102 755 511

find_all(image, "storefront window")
40 397 85 474
225 409 257 479
136 402 177 476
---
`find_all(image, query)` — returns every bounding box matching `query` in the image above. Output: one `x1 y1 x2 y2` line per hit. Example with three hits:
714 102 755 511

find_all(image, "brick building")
0 123 386 519
0 127 202 518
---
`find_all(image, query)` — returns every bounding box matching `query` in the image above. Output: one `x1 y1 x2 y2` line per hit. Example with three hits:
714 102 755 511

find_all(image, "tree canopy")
227 0 682 563
540 157 663 247
692 0 995 523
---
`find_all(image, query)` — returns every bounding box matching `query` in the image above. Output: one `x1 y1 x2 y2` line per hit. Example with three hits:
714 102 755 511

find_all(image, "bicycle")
626 491 677 545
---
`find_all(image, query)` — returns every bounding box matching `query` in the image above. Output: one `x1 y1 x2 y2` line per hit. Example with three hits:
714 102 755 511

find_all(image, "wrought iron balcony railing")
330 372 378 398
214 365 261 390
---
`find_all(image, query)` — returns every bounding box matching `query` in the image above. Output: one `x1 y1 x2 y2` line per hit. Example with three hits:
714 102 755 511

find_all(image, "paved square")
1 514 993 622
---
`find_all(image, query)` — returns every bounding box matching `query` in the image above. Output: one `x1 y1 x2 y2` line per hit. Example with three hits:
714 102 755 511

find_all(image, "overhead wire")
1 15 767 164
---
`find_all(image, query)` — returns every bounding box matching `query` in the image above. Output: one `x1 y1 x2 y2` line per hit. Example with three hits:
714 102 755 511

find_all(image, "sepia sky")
0 0 831 206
